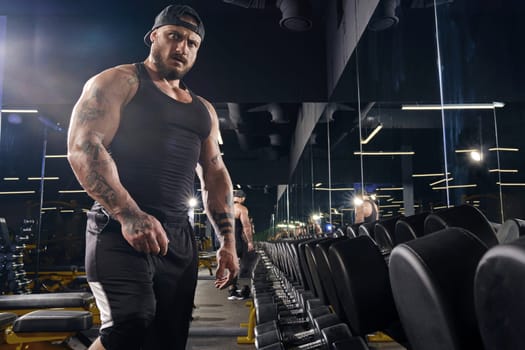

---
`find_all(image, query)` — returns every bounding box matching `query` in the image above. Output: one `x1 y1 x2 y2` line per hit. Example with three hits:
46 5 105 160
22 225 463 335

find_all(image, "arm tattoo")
78 88 107 124
85 170 118 208
119 207 152 236
212 212 233 236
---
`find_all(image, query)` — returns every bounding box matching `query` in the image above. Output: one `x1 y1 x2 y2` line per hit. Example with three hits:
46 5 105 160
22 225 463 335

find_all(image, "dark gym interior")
0 0 524 349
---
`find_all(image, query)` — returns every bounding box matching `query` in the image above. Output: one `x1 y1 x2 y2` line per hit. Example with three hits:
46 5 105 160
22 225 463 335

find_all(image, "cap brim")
144 29 153 47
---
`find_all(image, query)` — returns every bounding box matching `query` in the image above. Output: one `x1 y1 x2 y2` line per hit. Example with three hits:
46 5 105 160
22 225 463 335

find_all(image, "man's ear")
149 29 157 44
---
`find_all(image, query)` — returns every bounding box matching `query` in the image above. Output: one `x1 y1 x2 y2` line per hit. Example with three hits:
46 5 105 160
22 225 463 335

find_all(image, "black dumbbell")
256 293 322 324
259 323 353 350
255 305 333 337
256 312 341 349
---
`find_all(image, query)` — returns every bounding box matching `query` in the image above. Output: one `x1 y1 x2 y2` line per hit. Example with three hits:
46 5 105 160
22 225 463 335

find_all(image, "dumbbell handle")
290 339 324 350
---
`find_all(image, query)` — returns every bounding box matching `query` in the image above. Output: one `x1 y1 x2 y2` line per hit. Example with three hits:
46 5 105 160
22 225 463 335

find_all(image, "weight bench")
0 292 100 325
0 310 92 348
198 252 216 276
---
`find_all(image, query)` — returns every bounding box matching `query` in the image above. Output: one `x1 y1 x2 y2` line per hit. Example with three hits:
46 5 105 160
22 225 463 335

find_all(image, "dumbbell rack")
0 218 33 294
251 242 363 350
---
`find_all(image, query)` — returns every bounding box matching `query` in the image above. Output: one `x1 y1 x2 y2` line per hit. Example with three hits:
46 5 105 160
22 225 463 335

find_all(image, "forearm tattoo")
85 170 118 208
212 212 234 236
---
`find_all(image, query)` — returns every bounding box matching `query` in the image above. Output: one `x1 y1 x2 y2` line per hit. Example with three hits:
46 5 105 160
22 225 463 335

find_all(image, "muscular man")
67 5 239 350
228 189 254 300
354 195 379 224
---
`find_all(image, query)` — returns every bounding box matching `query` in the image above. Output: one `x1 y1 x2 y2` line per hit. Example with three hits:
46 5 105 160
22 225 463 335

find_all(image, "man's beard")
152 49 191 81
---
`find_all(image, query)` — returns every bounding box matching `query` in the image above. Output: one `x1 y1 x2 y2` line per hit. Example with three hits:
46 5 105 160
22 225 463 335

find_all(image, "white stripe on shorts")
89 281 114 330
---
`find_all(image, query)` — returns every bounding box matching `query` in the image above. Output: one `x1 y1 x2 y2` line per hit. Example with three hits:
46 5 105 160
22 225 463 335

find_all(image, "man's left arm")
197 97 239 289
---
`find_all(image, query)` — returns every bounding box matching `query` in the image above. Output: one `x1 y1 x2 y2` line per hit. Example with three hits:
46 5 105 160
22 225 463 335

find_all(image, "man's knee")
100 316 154 350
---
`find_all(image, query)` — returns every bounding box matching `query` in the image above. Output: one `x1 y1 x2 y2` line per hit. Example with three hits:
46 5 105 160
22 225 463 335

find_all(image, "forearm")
201 169 235 247
68 135 139 220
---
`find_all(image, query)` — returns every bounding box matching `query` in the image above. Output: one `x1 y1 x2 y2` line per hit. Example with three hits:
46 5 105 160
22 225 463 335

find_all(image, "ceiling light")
497 182 525 187
1 109 39 113
188 197 198 208
377 187 404 191
429 177 454 186
354 151 415 156
0 191 36 195
314 183 323 187
489 169 518 173
412 172 450 177
3 177 19 181
58 190 87 193
27 177 60 180
60 210 75 213
45 155 68 158
353 197 364 206
433 205 454 210
488 147 519 152
360 123 383 145
432 184 477 190
401 102 505 110
470 151 482 162
379 204 401 208
455 149 477 153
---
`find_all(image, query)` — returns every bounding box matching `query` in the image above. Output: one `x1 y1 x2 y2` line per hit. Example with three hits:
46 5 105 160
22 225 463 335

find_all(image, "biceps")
199 138 224 170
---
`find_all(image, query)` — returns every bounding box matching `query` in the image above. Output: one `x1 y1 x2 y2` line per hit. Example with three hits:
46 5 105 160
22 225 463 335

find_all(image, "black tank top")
235 217 243 243
109 62 211 220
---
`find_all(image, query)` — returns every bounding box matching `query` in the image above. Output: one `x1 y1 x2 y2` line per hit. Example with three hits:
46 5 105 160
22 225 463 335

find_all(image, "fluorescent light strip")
360 124 383 145
0 191 36 195
401 102 504 110
455 149 477 153
1 109 39 113
375 195 391 198
354 151 415 156
497 182 525 187
3 177 19 181
429 177 454 186
432 184 477 190
391 201 404 204
27 177 59 180
412 172 450 177
488 147 519 152
489 169 518 173
314 187 354 191
379 204 401 208
60 210 75 213
45 154 68 158
58 190 87 193
433 205 454 210
382 213 393 217
386 198 395 202
315 183 323 187
41 207 57 211
377 187 404 191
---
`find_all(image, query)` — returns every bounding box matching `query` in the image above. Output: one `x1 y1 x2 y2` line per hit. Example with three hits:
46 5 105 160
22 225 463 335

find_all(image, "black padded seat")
475 236 525 349
328 236 403 340
374 216 402 254
13 310 92 332
496 218 525 243
394 212 429 244
0 292 94 309
314 237 350 324
357 221 376 243
389 227 489 350
424 204 498 247
0 312 17 328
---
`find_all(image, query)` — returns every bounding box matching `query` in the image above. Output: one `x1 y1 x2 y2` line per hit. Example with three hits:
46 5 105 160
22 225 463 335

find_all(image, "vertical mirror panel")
434 1 525 222
350 3 447 223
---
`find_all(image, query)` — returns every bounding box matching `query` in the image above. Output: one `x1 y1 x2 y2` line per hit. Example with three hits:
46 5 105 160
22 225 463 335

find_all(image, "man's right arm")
67 66 168 255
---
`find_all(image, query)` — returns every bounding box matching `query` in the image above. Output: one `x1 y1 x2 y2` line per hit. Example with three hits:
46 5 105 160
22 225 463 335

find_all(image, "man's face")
234 196 245 203
149 16 202 80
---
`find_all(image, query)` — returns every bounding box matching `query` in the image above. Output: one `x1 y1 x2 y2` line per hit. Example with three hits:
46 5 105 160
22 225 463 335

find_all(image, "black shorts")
85 204 198 350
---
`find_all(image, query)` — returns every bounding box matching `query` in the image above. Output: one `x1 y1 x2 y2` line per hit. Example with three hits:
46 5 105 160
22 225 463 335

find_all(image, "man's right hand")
214 245 239 290
118 209 169 255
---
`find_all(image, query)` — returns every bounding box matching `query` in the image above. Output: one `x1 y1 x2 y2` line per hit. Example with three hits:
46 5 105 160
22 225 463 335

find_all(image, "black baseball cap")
144 4 205 47
234 190 246 198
